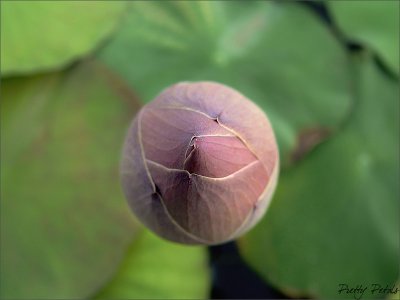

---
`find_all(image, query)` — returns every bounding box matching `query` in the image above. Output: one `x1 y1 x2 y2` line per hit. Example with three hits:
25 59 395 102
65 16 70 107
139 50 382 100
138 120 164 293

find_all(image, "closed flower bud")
121 82 279 245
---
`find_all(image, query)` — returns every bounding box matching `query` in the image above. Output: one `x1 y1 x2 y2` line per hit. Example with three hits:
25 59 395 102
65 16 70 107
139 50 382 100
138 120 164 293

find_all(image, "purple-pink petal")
183 135 257 178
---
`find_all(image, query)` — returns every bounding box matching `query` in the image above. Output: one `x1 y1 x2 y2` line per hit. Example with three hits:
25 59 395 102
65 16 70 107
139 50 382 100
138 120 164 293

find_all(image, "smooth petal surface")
147 160 269 243
183 135 257 178
235 159 280 237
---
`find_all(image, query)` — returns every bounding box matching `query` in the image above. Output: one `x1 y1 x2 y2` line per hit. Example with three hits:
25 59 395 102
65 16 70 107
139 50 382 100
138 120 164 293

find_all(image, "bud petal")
121 82 279 245
183 136 257 178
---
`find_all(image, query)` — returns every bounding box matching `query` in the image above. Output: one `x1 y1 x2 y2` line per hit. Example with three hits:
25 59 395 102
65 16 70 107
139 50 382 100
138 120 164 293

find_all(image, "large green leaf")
0 61 141 298
329 0 400 75
239 54 399 298
1 1 126 76
98 1 352 167
94 230 210 299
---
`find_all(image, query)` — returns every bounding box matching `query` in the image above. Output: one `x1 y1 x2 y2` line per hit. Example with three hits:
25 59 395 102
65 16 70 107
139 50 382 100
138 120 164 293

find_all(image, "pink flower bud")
121 82 279 245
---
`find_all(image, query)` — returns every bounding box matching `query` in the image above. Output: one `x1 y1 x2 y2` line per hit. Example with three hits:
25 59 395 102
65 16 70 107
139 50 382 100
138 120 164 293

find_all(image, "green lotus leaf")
329 0 400 75
1 1 126 76
1 61 141 298
239 53 399 298
95 230 210 299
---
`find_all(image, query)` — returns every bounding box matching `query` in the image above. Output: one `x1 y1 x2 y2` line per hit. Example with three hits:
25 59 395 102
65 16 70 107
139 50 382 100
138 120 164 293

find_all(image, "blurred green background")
0 1 399 299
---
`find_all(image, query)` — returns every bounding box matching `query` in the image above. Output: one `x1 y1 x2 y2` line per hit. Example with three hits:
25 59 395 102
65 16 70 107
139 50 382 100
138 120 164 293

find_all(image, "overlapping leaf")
0 61 141 298
95 230 210 299
1 1 126 75
239 54 399 298
98 1 352 167
329 0 400 75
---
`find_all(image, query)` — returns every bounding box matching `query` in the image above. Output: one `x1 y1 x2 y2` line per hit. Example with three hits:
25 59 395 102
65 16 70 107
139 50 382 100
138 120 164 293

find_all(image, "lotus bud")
121 82 279 245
